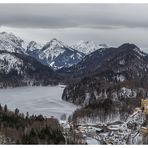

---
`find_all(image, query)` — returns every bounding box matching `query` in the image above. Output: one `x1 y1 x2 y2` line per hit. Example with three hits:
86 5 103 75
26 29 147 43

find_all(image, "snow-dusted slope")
39 39 67 62
0 32 25 54
26 41 42 53
0 50 59 88
71 41 108 55
0 52 23 74
37 38 85 70
0 32 85 70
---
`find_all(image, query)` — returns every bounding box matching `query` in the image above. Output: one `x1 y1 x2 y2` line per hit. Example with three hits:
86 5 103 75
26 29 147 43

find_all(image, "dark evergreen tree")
15 108 19 115
4 104 7 112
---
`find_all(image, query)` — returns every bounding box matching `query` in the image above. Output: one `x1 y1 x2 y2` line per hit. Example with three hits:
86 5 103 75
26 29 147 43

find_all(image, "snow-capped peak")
71 40 108 55
26 41 42 52
0 32 23 47
0 32 25 54
42 38 68 51
40 39 69 60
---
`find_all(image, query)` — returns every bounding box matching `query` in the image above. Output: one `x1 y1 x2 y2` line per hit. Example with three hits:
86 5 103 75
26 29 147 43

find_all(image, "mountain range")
0 32 107 70
0 32 148 87
0 31 109 87
58 43 147 79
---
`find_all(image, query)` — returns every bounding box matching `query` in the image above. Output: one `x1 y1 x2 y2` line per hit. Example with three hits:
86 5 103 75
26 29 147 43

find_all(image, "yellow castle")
141 99 148 114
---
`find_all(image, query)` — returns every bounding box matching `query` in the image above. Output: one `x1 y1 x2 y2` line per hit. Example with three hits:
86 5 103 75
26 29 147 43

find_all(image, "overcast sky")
0 4 148 51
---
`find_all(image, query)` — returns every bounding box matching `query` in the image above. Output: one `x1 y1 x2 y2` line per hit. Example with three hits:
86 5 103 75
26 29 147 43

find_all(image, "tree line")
0 104 65 144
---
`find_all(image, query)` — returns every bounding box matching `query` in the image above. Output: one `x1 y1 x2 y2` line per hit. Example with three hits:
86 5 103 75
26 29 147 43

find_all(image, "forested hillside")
0 104 65 144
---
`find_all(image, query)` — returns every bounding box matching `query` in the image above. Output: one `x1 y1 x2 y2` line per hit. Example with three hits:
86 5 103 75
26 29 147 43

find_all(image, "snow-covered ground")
86 137 99 145
0 85 77 120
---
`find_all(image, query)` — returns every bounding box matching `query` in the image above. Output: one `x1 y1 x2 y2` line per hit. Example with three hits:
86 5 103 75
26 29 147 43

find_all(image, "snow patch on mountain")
0 52 23 74
133 48 146 57
116 74 125 82
71 41 108 55
119 87 137 98
119 59 125 65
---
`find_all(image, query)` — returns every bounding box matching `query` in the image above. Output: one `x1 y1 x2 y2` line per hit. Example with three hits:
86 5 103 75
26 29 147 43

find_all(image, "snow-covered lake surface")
0 85 77 120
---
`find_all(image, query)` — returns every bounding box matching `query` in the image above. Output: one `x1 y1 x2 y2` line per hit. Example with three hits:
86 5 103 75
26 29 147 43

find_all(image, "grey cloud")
0 4 148 29
0 4 148 51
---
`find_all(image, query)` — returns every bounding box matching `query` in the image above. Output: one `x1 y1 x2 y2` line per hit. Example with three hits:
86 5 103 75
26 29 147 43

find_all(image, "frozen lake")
0 85 77 120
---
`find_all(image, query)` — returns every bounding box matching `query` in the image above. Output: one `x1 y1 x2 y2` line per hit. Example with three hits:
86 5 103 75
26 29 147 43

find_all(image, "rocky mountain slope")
62 43 148 123
0 32 25 54
58 43 147 80
36 39 85 70
0 32 111 70
0 50 59 88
